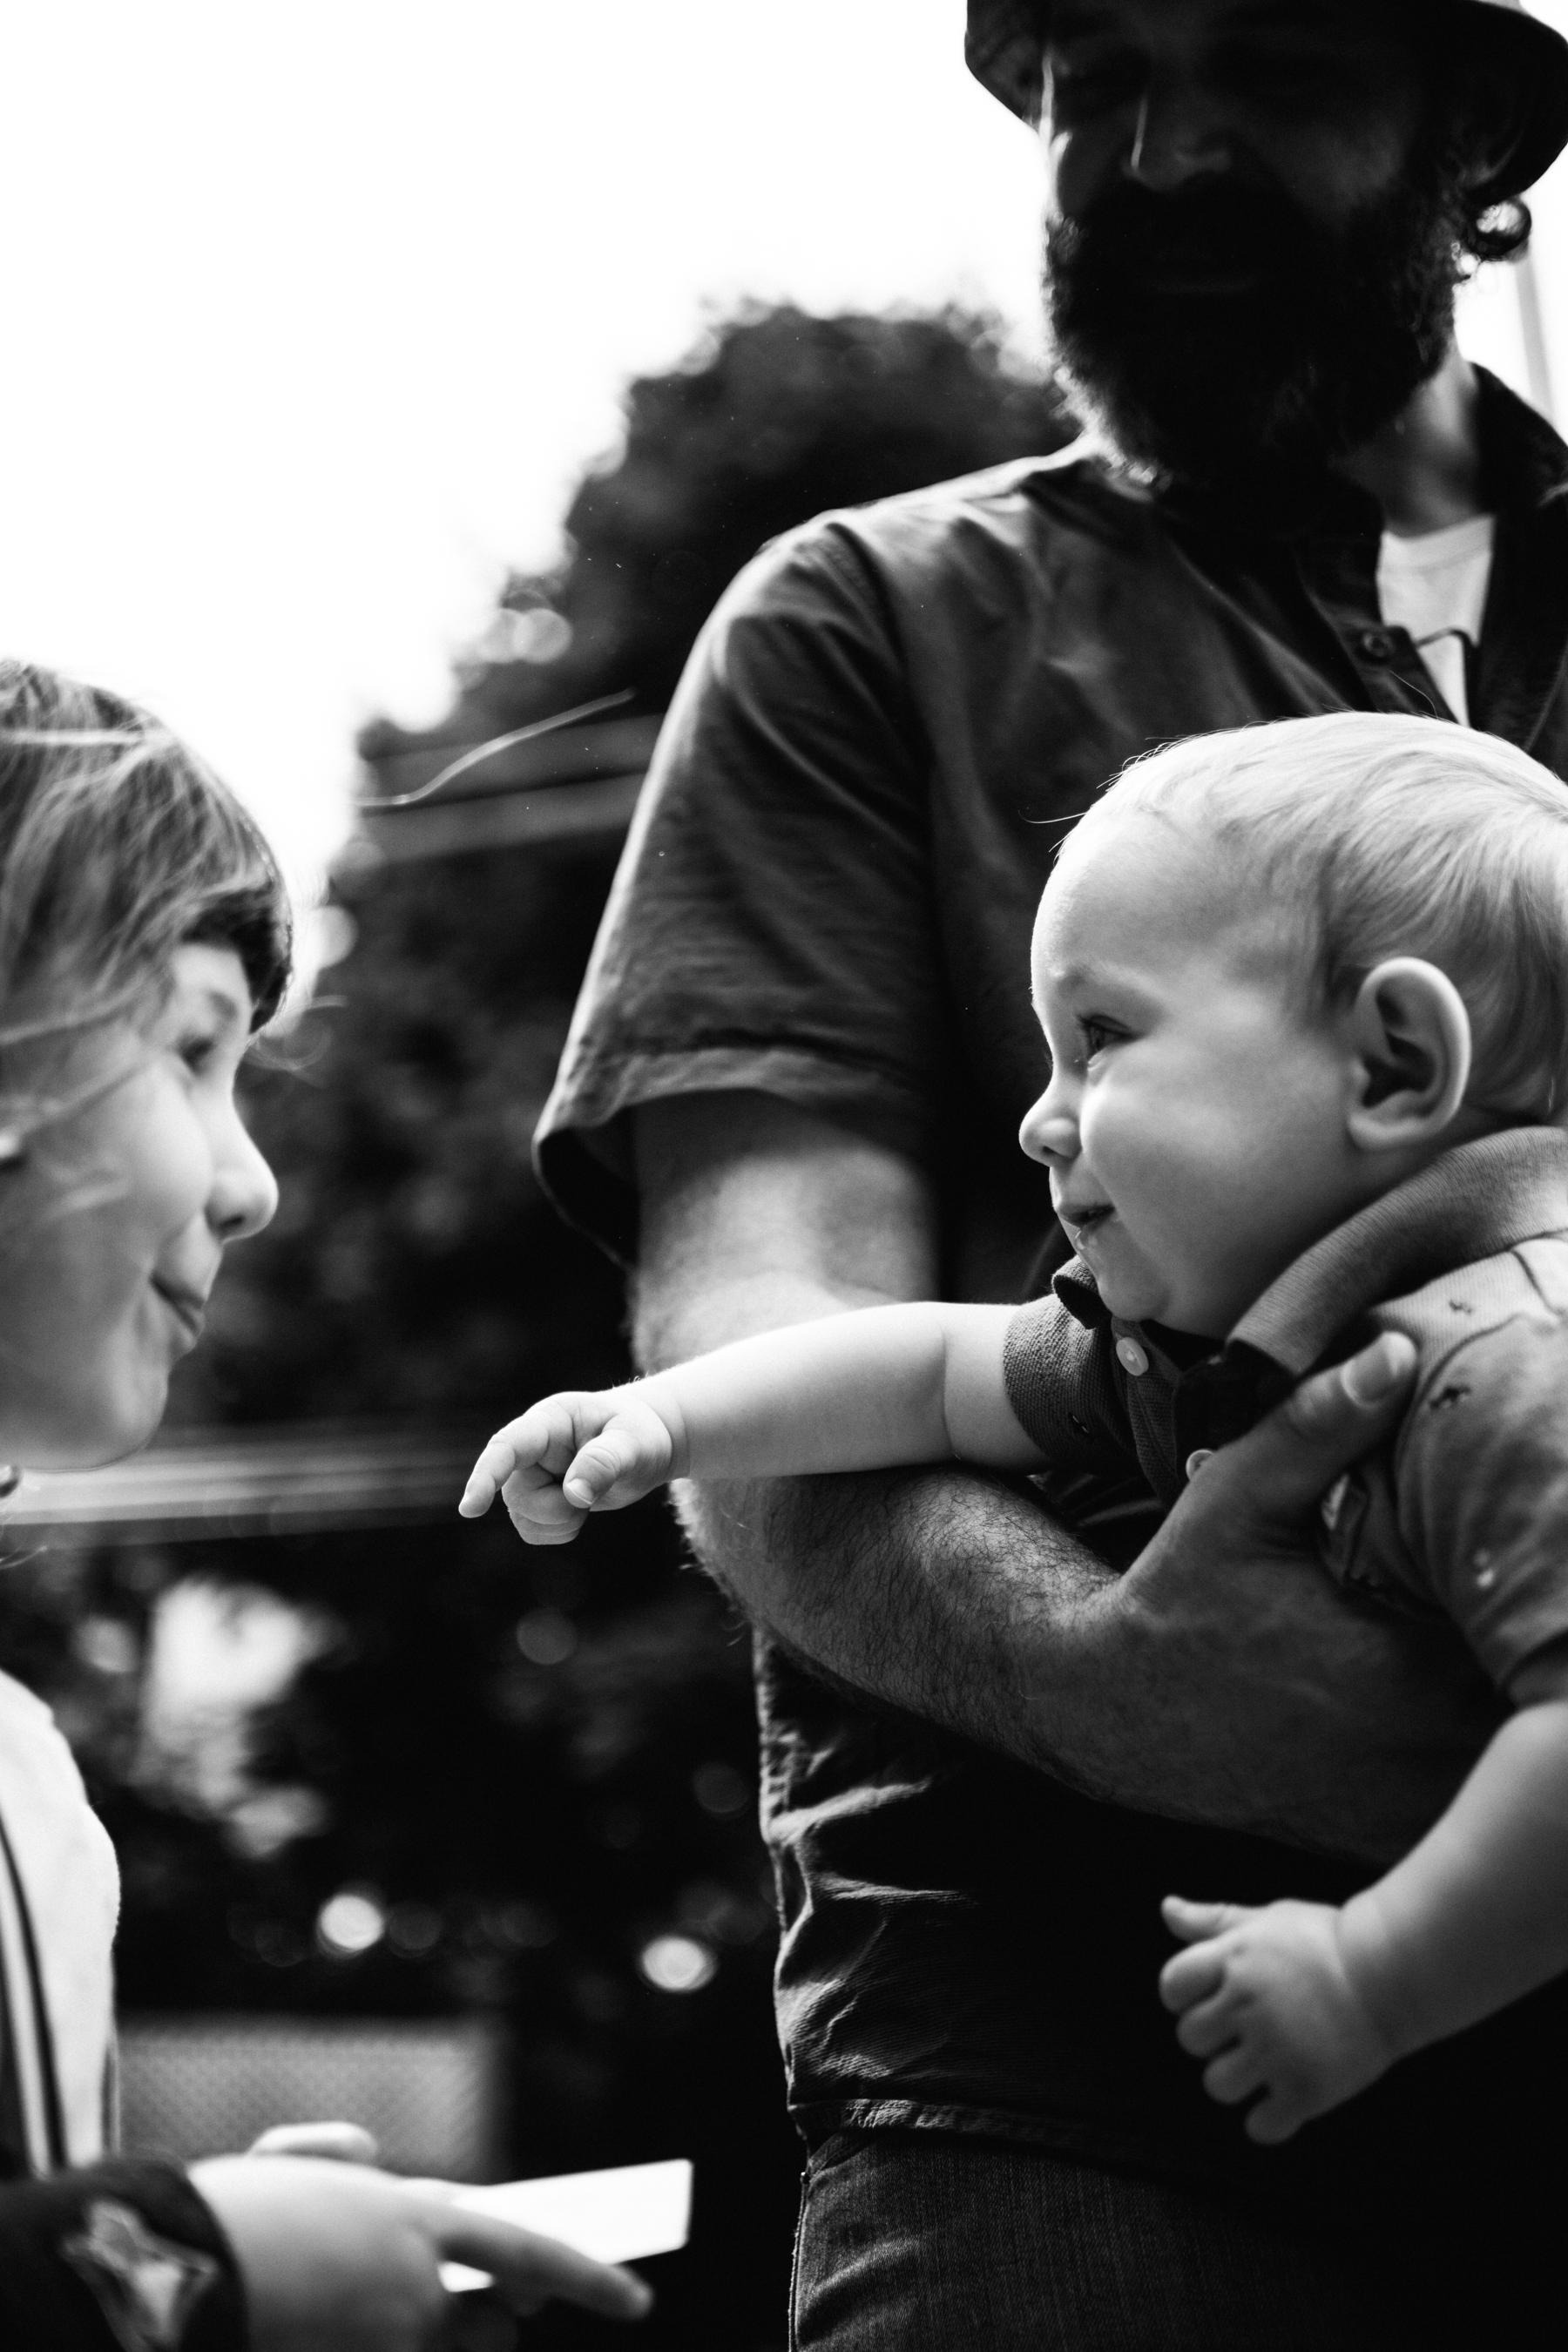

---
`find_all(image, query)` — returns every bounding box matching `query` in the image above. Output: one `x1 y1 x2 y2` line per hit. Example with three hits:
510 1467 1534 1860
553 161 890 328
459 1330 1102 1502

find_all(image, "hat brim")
965 1 1568 199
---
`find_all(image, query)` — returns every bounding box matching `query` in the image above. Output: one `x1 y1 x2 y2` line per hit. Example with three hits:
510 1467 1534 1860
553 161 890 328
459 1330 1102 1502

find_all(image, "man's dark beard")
1044 147 1466 510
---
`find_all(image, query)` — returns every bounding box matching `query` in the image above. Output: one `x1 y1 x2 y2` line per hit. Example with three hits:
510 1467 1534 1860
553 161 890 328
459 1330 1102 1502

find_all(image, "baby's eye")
1080 1017 1121 1058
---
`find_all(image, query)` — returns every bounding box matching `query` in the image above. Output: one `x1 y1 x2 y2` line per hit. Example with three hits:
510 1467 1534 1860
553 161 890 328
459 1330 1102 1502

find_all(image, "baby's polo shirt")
1004 1128 1568 1693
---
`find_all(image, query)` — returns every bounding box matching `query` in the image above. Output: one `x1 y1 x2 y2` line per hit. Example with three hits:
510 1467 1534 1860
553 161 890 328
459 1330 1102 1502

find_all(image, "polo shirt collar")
1051 1127 1568 1381
1232 1127 1568 1376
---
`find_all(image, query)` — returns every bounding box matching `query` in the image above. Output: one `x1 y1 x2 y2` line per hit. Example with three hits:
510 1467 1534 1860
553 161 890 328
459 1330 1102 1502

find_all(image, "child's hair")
0 660 292 1144
1080 711 1568 1120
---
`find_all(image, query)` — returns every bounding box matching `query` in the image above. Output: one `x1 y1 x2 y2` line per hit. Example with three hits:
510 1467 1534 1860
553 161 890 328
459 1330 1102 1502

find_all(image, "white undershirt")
1375 513 1495 726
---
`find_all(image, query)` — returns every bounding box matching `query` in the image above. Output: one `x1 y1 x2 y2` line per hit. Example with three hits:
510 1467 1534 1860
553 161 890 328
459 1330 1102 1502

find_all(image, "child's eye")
1080 1017 1121 1058
178 1032 218 1076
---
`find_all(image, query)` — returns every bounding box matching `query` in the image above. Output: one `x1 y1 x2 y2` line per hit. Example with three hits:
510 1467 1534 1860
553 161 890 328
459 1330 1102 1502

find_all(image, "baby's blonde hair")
1077 711 1568 1119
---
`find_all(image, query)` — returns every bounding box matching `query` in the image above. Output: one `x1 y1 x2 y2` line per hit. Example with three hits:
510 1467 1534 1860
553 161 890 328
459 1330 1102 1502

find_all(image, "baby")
463 710 1568 2148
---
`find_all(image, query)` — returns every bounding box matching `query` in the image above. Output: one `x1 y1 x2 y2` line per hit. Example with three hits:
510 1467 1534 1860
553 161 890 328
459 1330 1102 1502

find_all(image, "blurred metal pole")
1516 247 1556 421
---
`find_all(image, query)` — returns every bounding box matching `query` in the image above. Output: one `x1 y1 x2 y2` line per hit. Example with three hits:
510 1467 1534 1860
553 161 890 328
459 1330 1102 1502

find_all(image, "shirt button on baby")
1184 1449 1214 1481
1115 1337 1150 1377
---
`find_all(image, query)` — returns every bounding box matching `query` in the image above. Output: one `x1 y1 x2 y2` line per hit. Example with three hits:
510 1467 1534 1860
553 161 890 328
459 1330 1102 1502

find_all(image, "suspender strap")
0 1805 67 2171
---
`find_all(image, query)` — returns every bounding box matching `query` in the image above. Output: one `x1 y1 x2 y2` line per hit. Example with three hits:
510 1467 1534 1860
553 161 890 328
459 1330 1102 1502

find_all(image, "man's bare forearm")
671 1456 1494 1860
674 1462 1133 1794
632 1093 1498 1863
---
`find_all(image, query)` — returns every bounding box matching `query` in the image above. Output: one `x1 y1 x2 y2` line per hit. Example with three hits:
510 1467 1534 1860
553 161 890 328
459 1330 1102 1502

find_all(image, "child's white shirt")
0 1667 119 2169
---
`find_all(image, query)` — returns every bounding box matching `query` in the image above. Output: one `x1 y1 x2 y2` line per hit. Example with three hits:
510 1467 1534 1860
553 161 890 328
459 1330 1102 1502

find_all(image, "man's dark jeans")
789 2132 1434 2352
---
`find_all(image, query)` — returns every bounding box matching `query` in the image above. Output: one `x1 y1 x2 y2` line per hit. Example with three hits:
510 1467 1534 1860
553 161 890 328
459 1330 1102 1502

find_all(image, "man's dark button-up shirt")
537 371 1568 2237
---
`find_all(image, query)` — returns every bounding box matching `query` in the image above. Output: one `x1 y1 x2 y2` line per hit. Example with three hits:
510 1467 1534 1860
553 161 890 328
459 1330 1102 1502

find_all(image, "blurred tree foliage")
0 304 1065 2349
361 300 1068 767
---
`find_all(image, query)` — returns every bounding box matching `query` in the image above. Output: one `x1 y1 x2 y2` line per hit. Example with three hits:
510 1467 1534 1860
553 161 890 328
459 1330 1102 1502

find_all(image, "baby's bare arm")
1160 1646 1568 2140
460 1302 1042 1544
1340 1648 1568 2055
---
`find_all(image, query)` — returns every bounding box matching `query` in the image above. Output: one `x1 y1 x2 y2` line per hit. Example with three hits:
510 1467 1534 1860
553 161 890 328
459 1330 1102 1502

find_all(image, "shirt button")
1185 1449 1214 1481
1115 1337 1150 1377
1356 626 1395 663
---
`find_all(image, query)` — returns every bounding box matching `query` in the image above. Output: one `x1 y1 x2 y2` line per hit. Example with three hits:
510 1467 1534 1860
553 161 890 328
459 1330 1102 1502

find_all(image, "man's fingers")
429 2209 653 2323
1271 1329 1416 1468
247 2121 380 2164
1188 1331 1416 1531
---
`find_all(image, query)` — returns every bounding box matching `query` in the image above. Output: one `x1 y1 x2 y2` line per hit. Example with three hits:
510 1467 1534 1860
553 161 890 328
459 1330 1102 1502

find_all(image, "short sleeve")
535 519 956 1260
1397 1315 1568 1691
1002 1294 1139 1478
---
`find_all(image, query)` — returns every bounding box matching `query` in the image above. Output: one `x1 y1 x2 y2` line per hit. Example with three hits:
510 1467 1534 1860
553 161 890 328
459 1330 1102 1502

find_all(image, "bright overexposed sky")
1 1 1565 909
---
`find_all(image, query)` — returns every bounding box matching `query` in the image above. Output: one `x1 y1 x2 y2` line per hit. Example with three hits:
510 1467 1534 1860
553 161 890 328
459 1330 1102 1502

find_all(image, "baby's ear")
1345 959 1472 1153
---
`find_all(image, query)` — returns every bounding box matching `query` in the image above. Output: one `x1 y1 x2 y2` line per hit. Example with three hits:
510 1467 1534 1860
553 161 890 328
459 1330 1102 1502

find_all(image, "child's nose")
208 1115 280 1243
1018 1080 1078 1166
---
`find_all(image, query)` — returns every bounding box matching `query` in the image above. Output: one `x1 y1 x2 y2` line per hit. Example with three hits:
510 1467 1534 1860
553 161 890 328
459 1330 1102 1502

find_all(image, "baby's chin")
1094 1264 1227 1340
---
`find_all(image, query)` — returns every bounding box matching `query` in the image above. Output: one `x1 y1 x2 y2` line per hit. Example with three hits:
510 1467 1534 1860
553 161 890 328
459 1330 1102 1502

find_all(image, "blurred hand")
191 2153 652 2349
460 1390 678 1544
247 2122 379 2163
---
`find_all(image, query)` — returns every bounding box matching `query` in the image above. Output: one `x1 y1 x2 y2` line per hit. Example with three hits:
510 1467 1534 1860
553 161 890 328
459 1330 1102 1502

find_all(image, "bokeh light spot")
638 1933 717 1995
317 1888 387 1958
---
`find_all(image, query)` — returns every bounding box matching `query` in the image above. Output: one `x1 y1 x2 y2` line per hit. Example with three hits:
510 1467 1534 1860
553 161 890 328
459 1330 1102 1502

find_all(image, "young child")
0 663 650 2347
463 709 1568 2151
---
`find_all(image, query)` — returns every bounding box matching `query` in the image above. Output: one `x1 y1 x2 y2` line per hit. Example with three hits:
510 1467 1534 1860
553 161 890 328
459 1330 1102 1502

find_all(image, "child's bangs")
0 667 294 1045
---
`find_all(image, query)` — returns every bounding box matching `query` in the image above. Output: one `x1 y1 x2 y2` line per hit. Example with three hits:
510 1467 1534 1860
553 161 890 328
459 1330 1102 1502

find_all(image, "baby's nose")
1018 1090 1077 1166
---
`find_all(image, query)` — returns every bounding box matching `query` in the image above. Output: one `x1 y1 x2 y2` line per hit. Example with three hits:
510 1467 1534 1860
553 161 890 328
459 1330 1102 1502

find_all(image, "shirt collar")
1051 1127 1568 1377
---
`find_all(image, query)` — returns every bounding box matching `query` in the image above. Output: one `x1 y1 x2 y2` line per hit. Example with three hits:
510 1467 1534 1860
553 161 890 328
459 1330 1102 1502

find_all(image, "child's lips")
1060 1200 1114 1244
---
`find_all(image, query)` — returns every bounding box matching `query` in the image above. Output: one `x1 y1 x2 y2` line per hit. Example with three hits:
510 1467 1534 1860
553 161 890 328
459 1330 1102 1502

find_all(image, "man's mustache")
1052 181 1328 297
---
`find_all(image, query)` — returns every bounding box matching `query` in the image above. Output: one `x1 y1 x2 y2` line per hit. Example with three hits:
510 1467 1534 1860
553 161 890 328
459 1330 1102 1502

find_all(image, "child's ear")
1346 958 1472 1153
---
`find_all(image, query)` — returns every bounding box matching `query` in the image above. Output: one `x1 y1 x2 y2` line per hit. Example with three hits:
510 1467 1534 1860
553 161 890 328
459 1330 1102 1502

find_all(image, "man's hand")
1159 1894 1396 2143
1092 1331 1504 1861
190 2154 652 2349
461 1389 677 1543
635 1092 1505 1865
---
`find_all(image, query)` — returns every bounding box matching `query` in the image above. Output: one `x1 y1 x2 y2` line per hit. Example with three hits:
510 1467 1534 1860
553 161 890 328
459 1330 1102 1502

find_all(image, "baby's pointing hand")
458 1392 677 1544
1159 1894 1396 2144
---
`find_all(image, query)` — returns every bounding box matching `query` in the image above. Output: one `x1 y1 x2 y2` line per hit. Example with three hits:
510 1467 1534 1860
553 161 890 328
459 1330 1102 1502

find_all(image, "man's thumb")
1227 1332 1416 1513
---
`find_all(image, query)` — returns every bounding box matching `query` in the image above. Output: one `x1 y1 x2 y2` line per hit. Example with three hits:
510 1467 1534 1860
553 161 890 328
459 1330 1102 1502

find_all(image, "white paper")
440 2158 693 2293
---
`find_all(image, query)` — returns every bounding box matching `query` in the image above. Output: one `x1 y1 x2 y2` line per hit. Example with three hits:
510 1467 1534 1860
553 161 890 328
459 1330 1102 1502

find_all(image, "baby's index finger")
460 1417 546 1517
458 1445 514 1518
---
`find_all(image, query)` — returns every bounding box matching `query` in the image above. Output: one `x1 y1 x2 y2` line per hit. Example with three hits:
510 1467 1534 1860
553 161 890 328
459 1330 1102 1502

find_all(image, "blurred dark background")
0 303 1065 2350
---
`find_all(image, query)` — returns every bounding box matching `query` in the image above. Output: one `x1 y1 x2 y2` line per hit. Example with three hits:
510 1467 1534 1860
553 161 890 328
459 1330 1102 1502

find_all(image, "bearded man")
537 4 1568 2343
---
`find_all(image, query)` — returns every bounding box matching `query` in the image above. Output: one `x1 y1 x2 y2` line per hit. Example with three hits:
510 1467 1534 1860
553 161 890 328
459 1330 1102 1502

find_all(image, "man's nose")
208 1116 280 1242
1125 82 1233 193
1019 1079 1078 1166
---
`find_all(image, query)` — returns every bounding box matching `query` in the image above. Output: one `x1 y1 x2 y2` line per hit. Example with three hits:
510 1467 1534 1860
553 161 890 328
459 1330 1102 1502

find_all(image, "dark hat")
965 0 1568 199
